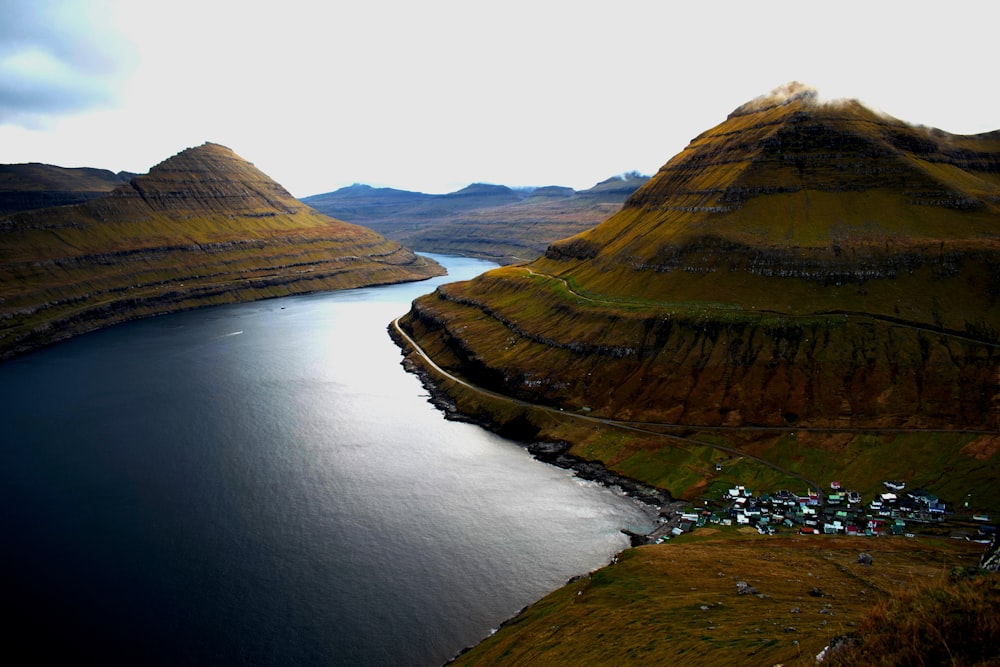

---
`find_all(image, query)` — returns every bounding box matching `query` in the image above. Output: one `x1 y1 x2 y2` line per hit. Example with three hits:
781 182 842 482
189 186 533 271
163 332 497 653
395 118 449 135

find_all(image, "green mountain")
0 142 443 360
302 173 648 264
403 84 1000 429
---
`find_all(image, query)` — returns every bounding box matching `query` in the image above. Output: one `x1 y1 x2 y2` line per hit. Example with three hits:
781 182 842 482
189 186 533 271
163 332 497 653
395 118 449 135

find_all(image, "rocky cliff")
401 84 1000 432
0 142 443 359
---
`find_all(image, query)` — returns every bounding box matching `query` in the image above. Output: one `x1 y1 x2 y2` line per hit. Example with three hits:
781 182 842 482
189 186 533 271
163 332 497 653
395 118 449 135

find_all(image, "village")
648 478 996 545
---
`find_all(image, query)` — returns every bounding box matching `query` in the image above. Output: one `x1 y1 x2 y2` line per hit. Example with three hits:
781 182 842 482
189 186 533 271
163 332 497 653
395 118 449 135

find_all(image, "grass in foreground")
821 568 1000 666
451 534 986 666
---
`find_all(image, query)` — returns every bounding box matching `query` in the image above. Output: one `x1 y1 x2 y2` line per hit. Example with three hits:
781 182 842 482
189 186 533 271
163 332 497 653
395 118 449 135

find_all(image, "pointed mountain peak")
0 142 445 359
111 141 300 215
139 142 266 181
613 84 1000 249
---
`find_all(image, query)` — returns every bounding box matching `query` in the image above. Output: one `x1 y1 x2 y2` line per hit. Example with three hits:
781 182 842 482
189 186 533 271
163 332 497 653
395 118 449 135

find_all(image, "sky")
1 0 998 198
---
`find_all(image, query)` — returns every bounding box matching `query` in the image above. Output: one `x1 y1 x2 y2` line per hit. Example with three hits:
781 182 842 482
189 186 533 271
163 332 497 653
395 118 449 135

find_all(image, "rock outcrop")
0 143 443 359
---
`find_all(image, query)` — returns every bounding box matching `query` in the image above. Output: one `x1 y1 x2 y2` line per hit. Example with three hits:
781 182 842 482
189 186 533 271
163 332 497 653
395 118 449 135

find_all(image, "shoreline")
388 323 675 515
1 269 446 364
389 322 703 665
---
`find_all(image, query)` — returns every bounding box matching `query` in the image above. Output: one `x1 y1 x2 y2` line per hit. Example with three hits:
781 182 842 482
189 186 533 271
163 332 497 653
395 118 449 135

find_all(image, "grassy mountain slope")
399 84 1000 511
403 85 1000 428
302 173 648 264
0 142 443 359
451 533 987 666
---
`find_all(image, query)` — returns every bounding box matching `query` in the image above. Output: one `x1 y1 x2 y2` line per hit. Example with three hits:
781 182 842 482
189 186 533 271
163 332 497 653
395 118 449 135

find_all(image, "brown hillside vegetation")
820 568 1000 667
451 533 988 666
0 143 443 359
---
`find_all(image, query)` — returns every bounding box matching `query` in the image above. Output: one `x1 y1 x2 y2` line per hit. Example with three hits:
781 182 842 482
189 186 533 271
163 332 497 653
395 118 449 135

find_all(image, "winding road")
391 316 828 495
392 254 1000 497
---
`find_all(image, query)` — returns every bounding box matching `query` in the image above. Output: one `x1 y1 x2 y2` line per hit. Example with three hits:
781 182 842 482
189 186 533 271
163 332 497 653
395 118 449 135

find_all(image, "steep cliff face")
0 143 443 359
402 85 1000 431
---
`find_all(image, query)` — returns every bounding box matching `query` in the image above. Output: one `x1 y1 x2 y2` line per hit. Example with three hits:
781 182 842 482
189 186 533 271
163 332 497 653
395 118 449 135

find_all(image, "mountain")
0 163 133 213
0 142 443 360
398 82 1000 663
398 84 1000 508
298 183 434 220
403 83 1000 429
301 173 648 263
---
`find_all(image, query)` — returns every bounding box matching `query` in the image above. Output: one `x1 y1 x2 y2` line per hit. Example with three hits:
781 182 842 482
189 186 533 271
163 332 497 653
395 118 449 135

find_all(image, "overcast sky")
1 0 997 197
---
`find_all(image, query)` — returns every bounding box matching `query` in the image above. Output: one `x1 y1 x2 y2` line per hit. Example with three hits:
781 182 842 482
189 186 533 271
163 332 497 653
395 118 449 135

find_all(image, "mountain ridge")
0 163 133 213
302 172 649 264
553 84 999 265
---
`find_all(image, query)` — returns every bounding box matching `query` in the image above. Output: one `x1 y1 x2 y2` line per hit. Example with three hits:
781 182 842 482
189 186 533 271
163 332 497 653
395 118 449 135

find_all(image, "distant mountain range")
302 173 648 264
0 143 442 359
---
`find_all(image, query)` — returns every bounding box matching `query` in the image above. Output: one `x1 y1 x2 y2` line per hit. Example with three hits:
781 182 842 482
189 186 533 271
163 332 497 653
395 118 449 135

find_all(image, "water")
0 255 657 665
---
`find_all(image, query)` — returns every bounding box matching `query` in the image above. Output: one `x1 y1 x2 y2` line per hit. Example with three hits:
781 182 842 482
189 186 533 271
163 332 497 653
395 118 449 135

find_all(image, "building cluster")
651 477 997 545
698 480 953 538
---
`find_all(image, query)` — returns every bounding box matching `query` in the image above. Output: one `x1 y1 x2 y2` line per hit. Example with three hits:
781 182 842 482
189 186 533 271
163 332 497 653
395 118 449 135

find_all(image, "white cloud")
0 0 136 127
1 0 997 196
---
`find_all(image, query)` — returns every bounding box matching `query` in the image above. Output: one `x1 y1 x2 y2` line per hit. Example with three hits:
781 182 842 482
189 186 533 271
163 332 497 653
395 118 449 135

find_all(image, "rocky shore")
390 323 700 663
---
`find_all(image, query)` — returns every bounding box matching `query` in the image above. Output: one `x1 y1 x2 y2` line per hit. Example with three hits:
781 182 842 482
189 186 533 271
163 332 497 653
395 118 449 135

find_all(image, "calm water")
0 255 656 665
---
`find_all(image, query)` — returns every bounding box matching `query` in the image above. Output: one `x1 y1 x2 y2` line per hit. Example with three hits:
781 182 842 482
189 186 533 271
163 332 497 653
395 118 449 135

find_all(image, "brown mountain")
0 163 132 213
302 173 648 264
398 84 1000 508
0 142 443 359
